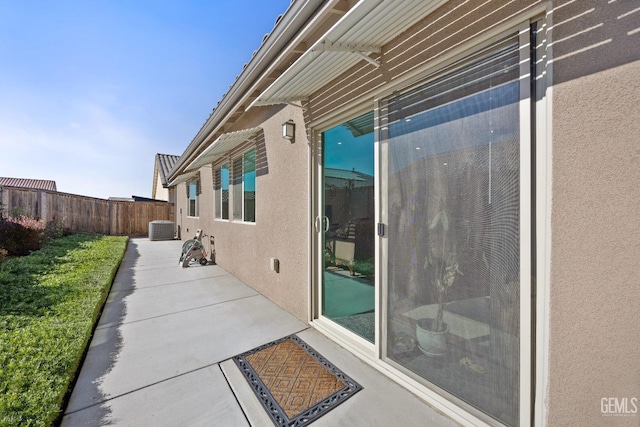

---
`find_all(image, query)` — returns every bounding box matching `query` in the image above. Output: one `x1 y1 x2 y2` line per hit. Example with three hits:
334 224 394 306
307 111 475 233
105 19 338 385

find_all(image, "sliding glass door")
313 26 534 426
320 111 375 343
381 32 530 426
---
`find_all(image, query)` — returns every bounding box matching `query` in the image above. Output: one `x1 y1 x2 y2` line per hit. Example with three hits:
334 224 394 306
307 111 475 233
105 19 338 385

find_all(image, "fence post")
36 190 41 219
108 199 113 236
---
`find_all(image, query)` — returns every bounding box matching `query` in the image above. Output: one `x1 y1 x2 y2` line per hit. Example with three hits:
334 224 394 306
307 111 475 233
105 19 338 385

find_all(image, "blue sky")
324 125 374 177
0 0 291 199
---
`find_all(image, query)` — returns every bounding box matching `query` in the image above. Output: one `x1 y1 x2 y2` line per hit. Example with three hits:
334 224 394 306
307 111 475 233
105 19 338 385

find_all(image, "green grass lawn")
0 234 128 427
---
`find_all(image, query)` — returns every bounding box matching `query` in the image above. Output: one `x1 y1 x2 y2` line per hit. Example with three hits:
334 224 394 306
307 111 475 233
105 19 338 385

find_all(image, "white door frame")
306 16 547 426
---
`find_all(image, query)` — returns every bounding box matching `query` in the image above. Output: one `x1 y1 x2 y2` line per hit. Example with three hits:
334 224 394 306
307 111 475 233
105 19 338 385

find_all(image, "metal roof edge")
168 0 327 183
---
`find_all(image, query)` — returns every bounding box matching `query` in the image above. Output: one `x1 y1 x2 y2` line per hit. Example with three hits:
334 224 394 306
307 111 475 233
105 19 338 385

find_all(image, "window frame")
186 179 199 218
215 163 230 220
231 147 257 224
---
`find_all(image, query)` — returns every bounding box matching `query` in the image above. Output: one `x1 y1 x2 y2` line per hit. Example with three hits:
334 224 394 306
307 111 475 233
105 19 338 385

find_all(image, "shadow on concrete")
58 239 140 426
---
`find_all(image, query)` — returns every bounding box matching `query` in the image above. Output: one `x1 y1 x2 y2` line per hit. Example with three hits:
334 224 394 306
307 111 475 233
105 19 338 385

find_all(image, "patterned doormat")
233 335 362 426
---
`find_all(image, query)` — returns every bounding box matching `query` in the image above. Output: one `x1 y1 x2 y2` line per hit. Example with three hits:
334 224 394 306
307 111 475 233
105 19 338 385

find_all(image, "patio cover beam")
248 0 448 108
312 41 382 67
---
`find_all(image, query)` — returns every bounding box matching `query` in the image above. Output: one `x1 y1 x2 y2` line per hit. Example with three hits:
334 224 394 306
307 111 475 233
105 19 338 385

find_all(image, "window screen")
382 34 522 426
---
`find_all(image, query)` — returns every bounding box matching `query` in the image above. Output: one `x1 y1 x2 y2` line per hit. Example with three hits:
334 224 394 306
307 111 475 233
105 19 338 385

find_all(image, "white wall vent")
149 220 175 241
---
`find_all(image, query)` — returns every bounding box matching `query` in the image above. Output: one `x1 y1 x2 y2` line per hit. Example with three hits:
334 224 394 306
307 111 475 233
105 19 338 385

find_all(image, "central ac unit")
149 220 174 241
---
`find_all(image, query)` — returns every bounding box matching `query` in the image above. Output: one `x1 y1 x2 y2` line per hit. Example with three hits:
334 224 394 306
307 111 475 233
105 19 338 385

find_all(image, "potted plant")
416 207 463 357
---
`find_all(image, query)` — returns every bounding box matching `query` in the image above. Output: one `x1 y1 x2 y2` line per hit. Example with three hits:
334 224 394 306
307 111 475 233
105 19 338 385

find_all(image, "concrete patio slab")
62 238 458 426
67 294 306 413
62 366 248 427
97 273 257 328
110 262 228 292
64 238 307 419
116 239 183 269
220 359 274 427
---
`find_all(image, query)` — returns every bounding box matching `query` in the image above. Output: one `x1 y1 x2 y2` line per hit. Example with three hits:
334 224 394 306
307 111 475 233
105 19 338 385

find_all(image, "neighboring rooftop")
325 168 374 189
0 177 57 191
155 154 180 187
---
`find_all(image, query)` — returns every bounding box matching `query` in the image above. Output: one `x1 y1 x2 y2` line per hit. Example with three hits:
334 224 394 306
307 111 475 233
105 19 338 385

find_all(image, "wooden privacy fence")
0 186 172 236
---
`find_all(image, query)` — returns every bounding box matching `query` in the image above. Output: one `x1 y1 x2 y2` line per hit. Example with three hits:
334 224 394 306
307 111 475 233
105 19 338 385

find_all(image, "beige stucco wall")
175 166 215 239
548 1 640 425
154 173 169 201
175 104 309 321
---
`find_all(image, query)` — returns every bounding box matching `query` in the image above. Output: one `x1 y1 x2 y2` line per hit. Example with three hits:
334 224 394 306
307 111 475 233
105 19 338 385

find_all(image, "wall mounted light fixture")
282 120 295 142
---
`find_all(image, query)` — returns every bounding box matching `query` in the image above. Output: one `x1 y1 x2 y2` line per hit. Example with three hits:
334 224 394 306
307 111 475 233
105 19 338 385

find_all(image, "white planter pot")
416 318 449 357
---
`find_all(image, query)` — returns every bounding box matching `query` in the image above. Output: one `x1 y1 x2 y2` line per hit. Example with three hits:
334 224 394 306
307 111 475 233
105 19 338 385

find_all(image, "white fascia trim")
168 171 198 187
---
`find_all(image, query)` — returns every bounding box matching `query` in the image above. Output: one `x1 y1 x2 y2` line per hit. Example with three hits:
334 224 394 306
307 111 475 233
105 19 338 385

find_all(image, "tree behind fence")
0 186 171 236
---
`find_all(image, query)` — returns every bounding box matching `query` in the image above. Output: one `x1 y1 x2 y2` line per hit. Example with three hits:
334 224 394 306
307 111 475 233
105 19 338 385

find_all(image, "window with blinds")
187 179 199 217
215 163 230 220
231 149 256 222
382 34 523 426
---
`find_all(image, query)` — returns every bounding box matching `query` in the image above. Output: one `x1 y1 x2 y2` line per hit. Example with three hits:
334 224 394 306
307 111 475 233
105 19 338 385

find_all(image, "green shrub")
0 216 45 256
8 207 26 218
0 215 70 258
41 220 70 242
353 259 375 278
0 234 128 426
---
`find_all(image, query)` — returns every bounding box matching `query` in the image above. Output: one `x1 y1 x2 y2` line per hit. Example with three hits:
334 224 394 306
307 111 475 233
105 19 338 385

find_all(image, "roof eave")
168 0 330 183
